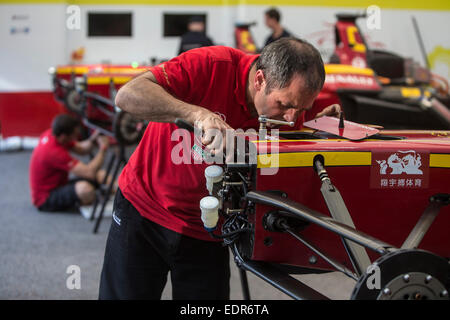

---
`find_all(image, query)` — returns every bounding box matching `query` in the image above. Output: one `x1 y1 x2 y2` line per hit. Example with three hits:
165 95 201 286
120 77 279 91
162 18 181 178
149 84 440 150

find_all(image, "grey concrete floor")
0 149 355 300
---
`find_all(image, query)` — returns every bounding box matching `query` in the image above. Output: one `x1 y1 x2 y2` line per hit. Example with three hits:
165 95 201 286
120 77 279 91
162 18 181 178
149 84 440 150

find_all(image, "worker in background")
178 15 214 55
264 7 292 47
29 114 111 212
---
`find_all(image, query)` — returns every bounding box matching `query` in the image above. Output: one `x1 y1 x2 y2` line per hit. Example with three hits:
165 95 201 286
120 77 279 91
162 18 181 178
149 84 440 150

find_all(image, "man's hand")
72 130 101 155
194 109 233 156
89 130 101 142
314 104 342 119
96 135 110 151
71 135 109 181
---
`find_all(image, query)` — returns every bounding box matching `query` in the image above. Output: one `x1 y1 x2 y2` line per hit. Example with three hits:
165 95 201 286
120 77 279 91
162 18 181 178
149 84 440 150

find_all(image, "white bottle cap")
204 165 223 195
200 196 219 210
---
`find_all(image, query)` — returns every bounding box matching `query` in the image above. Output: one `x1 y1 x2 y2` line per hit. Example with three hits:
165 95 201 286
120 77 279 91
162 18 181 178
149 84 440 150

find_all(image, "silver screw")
383 288 391 296
441 290 448 298
403 274 410 283
425 275 433 284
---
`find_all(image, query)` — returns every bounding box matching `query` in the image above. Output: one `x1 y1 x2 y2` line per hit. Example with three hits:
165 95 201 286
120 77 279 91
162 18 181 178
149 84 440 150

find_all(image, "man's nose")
283 109 298 122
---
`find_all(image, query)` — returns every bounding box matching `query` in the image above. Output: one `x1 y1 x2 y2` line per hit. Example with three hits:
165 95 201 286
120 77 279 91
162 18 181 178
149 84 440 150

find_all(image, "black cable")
207 207 252 245
209 227 252 240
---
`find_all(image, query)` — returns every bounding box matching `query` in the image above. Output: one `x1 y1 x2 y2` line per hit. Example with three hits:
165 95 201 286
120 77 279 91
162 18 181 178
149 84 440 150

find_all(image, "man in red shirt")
99 38 339 299
29 114 110 212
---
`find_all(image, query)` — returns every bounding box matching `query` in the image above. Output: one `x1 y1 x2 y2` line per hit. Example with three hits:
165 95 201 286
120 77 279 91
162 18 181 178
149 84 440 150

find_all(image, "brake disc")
113 111 146 145
351 249 450 300
64 89 83 115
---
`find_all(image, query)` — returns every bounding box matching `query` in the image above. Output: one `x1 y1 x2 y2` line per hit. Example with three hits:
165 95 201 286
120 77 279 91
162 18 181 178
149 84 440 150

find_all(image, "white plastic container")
204 165 224 196
200 196 219 232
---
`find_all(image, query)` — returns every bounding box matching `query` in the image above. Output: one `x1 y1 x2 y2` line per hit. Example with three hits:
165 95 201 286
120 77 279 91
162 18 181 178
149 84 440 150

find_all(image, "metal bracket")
313 156 372 276
232 244 330 300
401 194 450 249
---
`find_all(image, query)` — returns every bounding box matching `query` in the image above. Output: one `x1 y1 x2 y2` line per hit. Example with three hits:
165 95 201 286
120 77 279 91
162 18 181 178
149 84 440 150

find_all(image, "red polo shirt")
118 45 304 241
29 129 78 207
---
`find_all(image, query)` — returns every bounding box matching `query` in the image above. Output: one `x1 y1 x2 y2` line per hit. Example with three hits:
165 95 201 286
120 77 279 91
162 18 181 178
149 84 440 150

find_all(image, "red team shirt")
118 46 306 241
29 129 78 207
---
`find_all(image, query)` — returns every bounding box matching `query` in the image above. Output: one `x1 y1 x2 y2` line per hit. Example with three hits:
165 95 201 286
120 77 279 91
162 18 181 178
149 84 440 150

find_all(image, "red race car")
314 13 450 130
191 115 450 300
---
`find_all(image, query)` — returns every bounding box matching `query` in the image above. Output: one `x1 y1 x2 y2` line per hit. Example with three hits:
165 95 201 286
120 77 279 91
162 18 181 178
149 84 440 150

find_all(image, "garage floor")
0 149 355 300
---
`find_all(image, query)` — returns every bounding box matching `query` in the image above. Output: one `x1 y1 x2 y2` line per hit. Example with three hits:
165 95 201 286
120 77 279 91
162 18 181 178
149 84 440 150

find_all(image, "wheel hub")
377 272 448 300
351 249 450 300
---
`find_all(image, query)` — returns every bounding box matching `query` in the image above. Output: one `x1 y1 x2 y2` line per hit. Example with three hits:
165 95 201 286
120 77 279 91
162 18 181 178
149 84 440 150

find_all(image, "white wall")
65 5 450 70
1 4 449 92
237 6 450 77
0 4 66 91
65 5 238 64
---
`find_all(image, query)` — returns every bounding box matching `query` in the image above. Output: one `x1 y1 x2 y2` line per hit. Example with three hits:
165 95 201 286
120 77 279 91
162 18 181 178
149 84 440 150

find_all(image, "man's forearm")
115 71 205 125
115 70 234 152
72 139 94 155
87 148 106 177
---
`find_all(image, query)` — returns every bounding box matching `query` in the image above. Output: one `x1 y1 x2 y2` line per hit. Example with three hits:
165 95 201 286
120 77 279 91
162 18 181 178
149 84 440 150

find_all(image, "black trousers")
99 189 230 300
38 178 98 212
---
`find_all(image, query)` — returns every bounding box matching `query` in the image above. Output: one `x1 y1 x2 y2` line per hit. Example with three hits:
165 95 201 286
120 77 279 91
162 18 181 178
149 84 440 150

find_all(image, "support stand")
239 268 251 300
89 149 116 222
91 144 127 234
232 245 329 300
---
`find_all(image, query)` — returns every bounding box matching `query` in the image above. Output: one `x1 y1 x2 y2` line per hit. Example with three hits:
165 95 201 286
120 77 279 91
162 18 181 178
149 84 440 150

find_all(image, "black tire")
64 88 84 116
112 111 146 145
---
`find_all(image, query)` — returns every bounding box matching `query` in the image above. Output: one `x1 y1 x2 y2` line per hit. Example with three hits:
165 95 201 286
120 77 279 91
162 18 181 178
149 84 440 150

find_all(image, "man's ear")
254 69 265 92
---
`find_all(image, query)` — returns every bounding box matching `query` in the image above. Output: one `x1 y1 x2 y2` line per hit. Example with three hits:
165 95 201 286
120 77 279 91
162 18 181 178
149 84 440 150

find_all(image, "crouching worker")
29 114 110 212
